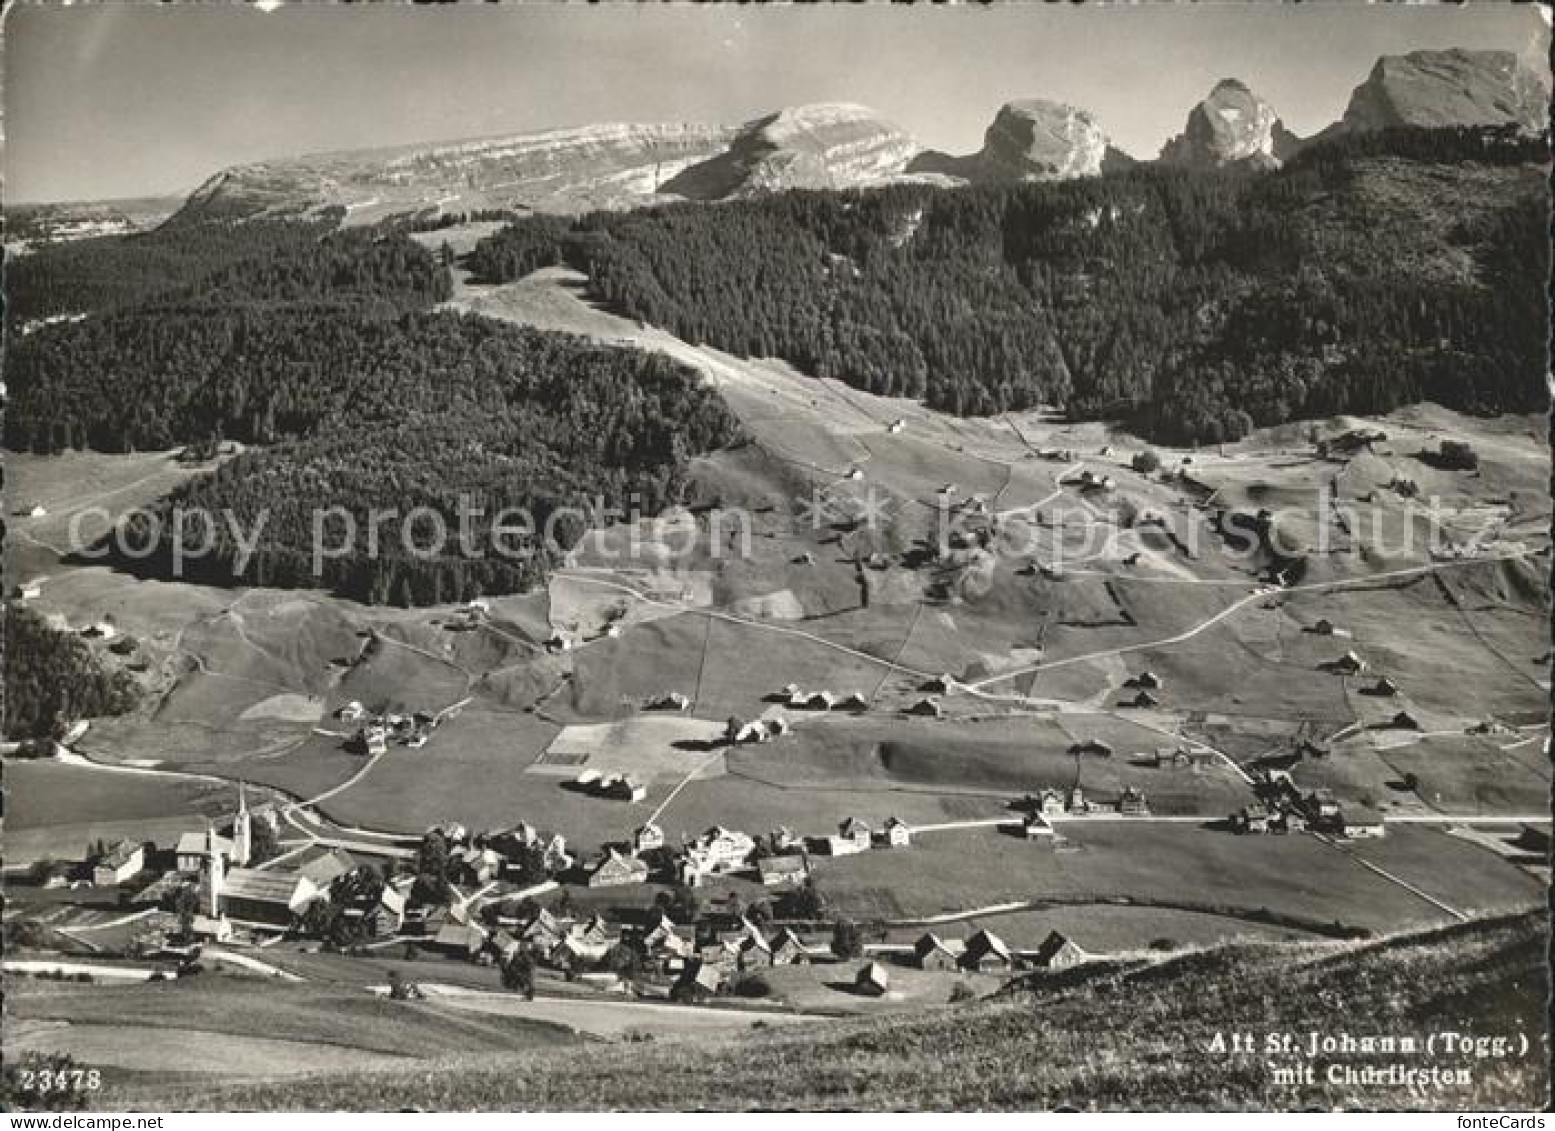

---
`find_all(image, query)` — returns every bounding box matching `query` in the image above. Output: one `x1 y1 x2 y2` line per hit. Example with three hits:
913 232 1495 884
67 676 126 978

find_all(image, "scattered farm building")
960 929 1014 973
634 823 665 853
646 692 691 713
757 855 810 886
855 961 892 996
587 849 650 888
1340 809 1387 839
904 697 943 718
1033 930 1089 971
883 817 912 848
914 932 962 971
92 840 144 886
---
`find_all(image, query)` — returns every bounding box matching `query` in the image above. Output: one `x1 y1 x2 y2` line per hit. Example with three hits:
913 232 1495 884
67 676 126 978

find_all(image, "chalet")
697 940 740 972
219 868 321 928
960 928 1014 973
573 914 611 947
757 855 809 887
634 823 665 853
1302 789 1341 823
1038 790 1067 817
1388 711 1422 731
92 840 144 886
770 927 810 966
679 827 757 883
1022 813 1054 839
1117 787 1150 816
1236 803 1270 834
586 849 649 888
732 720 770 744
176 830 234 873
914 932 962 971
673 959 723 1000
642 915 693 960
646 692 691 713
542 834 573 873
1326 650 1366 676
1369 677 1399 698
883 817 912 848
1340 809 1386 840
904 697 944 718
519 908 563 951
1032 930 1089 971
488 929 522 964
855 960 891 996
430 921 489 959
923 673 958 695
297 847 359 888
735 931 773 971
551 933 610 970
838 817 873 852
603 776 647 803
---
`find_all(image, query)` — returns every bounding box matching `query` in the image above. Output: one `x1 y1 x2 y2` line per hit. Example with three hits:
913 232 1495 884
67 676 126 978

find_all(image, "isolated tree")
501 949 536 999
830 918 864 960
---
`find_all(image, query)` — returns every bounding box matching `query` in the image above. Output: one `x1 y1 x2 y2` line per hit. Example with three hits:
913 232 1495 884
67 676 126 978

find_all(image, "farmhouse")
15 579 43 600
960 928 1014 973
757 855 809 886
1125 690 1161 709
1033 930 1089 971
587 848 649 888
519 908 564 950
769 826 801 852
92 840 144 886
1301 789 1341 822
1388 711 1422 731
735 929 773 971
646 692 691 712
855 960 891 996
219 869 321 928
1308 618 1349 637
839 817 873 852
1326 650 1366 675
883 817 912 847
1117 788 1150 816
430 921 489 959
1368 676 1400 698
603 775 647 802
634 823 665 853
679 826 757 884
1022 813 1054 838
913 932 961 971
1129 671 1163 690
732 720 769 744
642 915 693 960
1340 809 1387 839
296 846 358 888
176 830 234 873
1171 749 1219 769
769 927 809 966
336 701 366 723
1235 803 1270 834
904 697 943 718
673 959 723 1000
542 834 574 873
1038 790 1066 817
838 692 869 712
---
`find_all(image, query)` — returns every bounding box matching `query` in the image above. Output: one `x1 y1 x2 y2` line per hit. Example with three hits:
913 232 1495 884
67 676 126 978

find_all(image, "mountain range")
168 47 1549 227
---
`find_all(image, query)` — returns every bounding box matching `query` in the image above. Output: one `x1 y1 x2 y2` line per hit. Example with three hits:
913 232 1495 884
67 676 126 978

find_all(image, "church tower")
232 781 252 867
205 822 225 919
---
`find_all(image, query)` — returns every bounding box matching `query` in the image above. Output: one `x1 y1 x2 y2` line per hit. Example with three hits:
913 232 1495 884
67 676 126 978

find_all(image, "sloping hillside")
141 909 1547 1110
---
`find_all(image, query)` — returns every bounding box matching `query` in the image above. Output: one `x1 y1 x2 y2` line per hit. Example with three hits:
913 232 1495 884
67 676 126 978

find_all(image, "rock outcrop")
1338 48 1549 134
976 100 1111 181
661 103 921 199
1158 79 1301 169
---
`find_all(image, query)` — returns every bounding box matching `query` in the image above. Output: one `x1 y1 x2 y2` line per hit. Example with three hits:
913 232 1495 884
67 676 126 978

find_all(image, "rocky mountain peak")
1158 78 1300 169
1340 47 1549 134
977 99 1111 181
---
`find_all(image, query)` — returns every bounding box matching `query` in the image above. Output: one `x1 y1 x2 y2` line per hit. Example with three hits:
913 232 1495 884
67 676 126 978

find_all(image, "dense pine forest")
9 219 740 604
4 606 141 739
469 125 1548 444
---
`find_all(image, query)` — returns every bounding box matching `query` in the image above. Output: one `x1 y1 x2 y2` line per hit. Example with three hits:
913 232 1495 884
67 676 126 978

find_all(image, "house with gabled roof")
757 854 809 887
913 932 961 971
882 817 912 848
1032 930 1089 971
960 928 1014 973
904 697 944 718
672 958 723 1001
634 823 665 853
92 840 144 887
769 927 810 966
586 848 649 888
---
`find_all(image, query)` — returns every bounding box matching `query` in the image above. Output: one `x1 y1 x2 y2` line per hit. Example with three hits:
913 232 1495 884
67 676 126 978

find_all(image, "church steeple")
232 781 252 867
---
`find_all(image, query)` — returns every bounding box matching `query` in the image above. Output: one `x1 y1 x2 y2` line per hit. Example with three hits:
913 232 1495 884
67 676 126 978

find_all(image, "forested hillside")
113 315 740 604
3 606 141 740
9 218 740 604
470 126 1548 443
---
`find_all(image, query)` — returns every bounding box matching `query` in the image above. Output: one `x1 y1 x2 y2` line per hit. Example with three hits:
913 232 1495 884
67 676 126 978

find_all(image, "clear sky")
4 1 1548 204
